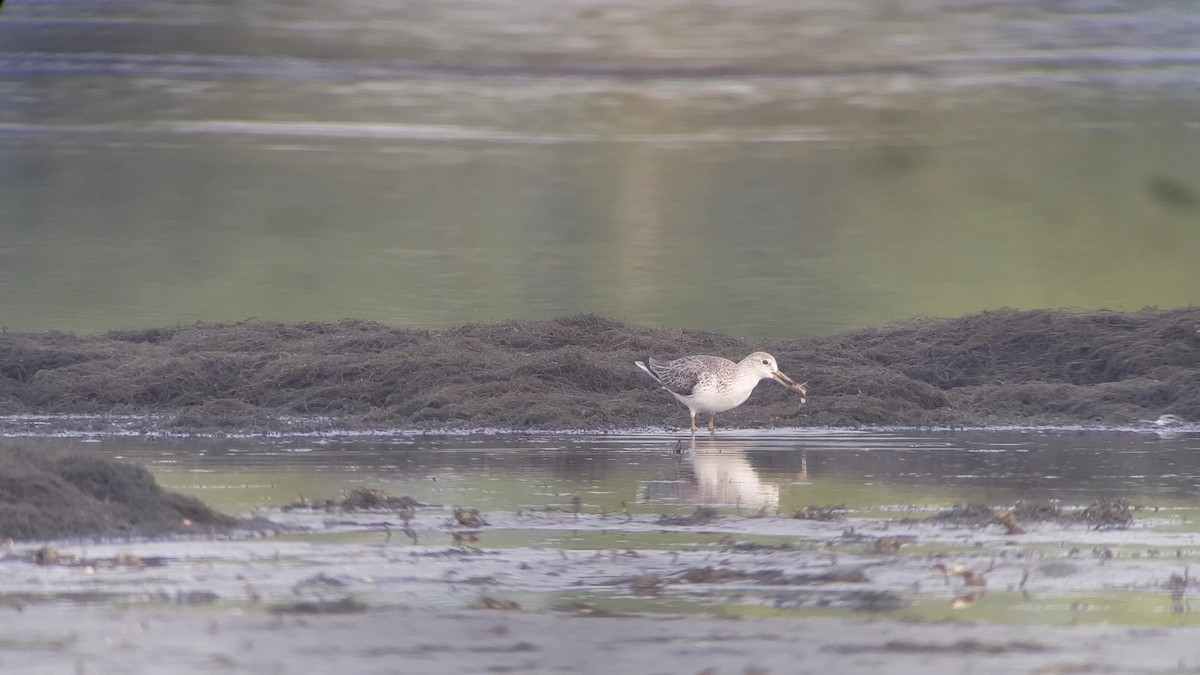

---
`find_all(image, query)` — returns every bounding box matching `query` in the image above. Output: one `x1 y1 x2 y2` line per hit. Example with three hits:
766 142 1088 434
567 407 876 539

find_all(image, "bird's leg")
690 413 698 435
708 414 716 434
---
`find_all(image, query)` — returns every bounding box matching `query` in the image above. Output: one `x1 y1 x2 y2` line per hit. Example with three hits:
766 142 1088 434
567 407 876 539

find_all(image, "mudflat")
3 310 1198 675
10 603 1200 675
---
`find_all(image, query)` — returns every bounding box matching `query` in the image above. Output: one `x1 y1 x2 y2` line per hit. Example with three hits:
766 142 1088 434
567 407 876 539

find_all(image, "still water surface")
3 1 1200 337
13 428 1200 516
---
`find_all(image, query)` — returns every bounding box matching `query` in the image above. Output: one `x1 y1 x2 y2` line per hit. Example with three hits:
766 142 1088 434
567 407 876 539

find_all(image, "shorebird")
1137 414 1186 429
635 351 807 434
1153 414 1185 428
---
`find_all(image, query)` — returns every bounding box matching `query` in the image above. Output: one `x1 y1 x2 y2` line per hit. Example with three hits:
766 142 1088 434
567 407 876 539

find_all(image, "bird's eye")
761 359 770 365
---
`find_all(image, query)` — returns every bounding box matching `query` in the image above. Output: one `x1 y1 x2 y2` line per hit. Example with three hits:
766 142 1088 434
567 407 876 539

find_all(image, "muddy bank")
1 308 1198 433
9 603 1200 675
0 447 235 540
5 487 1200 673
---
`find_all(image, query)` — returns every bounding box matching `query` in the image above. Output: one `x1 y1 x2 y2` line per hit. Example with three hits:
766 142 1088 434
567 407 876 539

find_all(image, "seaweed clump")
0 308 1198 432
657 506 721 526
0 446 235 540
281 488 423 513
927 499 1137 530
1080 497 1135 529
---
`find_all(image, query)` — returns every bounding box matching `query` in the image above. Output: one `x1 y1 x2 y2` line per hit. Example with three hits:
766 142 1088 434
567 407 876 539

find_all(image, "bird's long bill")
772 371 808 403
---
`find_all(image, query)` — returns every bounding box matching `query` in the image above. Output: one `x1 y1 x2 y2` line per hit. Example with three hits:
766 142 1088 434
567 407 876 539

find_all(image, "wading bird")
635 351 806 434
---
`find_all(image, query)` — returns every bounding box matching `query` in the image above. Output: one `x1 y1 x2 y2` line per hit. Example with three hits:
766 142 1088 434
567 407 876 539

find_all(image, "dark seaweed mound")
0 446 236 540
0 308 1197 432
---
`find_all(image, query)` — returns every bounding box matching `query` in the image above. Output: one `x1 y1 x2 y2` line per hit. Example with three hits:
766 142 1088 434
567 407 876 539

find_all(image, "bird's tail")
634 358 660 385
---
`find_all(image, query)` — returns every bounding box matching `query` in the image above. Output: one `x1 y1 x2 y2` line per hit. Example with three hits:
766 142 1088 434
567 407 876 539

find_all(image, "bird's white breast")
677 371 760 414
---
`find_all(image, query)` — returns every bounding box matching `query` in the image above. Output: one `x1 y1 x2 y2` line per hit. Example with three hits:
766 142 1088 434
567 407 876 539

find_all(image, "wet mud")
2 308 1199 434
4 483 1200 674
12 603 1200 675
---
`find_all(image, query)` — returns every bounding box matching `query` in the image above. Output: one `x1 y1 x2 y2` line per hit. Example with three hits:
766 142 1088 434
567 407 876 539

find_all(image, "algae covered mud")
4 430 1200 674
2 308 1200 434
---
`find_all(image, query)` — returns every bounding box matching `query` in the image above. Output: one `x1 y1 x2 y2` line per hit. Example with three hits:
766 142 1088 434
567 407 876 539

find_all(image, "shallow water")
6 429 1200 629
26 428 1200 514
3 1 1200 337
23 432 837 514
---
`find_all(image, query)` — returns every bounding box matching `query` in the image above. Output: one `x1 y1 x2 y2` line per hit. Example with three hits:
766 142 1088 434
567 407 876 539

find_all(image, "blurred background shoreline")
2 0 1199 338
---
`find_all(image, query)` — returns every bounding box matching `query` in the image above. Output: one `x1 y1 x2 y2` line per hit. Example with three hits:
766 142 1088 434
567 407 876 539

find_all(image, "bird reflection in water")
643 439 808 511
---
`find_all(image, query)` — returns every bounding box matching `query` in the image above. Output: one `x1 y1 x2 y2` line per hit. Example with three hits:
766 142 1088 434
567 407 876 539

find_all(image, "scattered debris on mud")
1080 497 1135 529
657 506 721 526
793 504 848 521
2 308 1199 432
612 565 874 591
551 602 632 618
672 565 872 585
477 597 521 611
935 563 989 589
1168 569 1193 614
870 535 914 554
453 507 488 528
25 547 165 569
827 639 1047 655
926 499 1140 531
0 445 236 540
282 488 424 513
343 488 421 511
266 573 367 614
270 597 369 615
720 539 799 553
926 503 998 526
